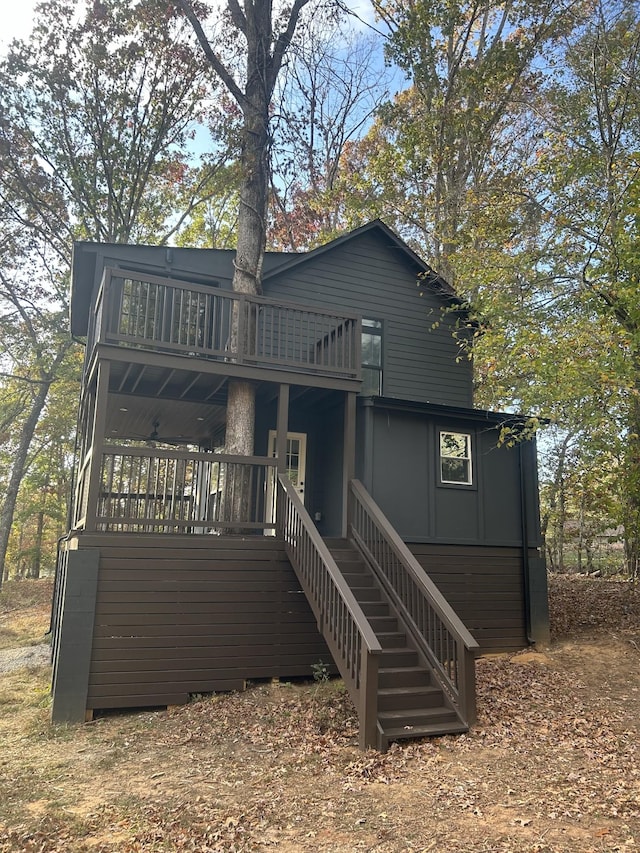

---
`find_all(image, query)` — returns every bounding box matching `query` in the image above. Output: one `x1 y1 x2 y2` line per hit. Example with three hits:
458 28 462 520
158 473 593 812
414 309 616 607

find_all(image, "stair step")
377 631 407 649
378 685 443 711
368 615 398 633
378 706 458 730
350 587 382 603
323 537 349 549
321 536 474 746
342 579 377 594
378 666 430 688
379 648 419 668
338 565 369 578
332 553 364 566
383 720 469 743
359 601 390 617
340 567 371 581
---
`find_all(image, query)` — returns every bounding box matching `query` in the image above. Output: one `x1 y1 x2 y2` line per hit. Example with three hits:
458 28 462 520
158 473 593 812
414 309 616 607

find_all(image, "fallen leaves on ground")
548 573 640 639
0 574 639 852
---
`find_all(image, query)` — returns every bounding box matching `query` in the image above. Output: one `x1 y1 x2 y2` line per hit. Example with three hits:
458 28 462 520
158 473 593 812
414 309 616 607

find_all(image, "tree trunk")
0 379 50 589
224 94 270 460
623 378 640 580
28 510 45 579
180 0 309 528
221 60 271 527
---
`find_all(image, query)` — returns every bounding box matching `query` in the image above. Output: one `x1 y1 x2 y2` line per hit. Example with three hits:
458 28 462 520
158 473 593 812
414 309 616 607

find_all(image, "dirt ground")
0 575 638 852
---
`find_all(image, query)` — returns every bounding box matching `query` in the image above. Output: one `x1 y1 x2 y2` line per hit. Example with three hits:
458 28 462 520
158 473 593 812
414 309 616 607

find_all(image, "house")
51 220 549 751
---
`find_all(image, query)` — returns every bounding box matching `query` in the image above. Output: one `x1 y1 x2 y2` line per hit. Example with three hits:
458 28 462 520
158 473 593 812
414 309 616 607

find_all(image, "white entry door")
267 430 307 501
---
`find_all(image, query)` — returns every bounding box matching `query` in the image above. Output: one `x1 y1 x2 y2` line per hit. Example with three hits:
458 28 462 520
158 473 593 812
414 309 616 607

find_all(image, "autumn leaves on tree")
1 0 640 579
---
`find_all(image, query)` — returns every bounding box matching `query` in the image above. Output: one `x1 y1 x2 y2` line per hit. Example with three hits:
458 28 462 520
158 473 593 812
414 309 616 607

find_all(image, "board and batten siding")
82 535 332 711
264 231 473 408
364 408 530 545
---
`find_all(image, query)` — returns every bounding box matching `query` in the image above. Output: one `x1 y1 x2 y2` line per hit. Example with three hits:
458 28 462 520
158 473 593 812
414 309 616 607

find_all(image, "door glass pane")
287 438 300 485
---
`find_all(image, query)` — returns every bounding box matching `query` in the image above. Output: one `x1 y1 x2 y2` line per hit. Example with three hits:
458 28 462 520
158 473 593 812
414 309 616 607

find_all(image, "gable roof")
70 220 460 336
264 219 458 301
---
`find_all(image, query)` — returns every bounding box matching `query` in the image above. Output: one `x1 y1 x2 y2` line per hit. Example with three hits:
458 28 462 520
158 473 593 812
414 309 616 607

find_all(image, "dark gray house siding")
72 228 472 410
263 230 473 408
357 398 541 548
352 395 545 651
53 535 332 716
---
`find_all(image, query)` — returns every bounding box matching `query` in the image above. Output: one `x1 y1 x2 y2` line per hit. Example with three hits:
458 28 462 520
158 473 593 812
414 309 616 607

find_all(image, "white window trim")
439 430 473 486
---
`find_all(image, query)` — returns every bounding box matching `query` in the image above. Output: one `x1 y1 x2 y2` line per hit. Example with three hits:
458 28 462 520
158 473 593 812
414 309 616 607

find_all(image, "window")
440 431 472 485
361 319 382 395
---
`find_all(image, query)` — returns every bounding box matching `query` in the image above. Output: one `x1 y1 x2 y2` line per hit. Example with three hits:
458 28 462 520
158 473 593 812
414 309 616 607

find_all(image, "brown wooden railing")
76 444 277 533
276 475 382 749
88 267 361 381
348 479 479 726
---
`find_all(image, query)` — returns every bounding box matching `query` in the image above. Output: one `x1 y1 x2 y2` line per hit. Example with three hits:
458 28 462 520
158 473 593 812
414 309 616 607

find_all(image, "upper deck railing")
87 267 362 382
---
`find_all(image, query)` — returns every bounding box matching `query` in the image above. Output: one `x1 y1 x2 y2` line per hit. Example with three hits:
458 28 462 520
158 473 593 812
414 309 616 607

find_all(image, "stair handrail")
276 475 382 749
348 479 479 726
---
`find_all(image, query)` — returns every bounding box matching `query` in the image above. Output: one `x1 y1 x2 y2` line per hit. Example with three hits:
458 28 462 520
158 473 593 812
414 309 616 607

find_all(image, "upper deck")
85 266 362 393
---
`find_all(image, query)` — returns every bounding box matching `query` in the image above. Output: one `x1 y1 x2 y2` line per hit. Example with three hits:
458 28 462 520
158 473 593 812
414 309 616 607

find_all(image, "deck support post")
276 384 290 475
519 441 550 645
359 645 379 750
460 644 478 726
84 361 111 532
275 384 290 534
342 392 357 538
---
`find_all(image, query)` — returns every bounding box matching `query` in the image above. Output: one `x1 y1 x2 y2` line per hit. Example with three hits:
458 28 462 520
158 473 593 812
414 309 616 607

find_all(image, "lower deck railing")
348 479 479 726
276 474 382 749
75 444 278 533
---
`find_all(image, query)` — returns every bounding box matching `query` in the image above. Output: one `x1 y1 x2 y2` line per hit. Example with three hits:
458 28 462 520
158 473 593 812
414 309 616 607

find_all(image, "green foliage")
337 0 640 574
0 0 240 582
359 0 583 277
311 660 330 683
174 162 241 249
528 1 640 573
0 0 234 254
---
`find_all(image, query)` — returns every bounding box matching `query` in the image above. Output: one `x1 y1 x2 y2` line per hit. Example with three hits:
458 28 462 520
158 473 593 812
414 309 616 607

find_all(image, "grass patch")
0 579 54 613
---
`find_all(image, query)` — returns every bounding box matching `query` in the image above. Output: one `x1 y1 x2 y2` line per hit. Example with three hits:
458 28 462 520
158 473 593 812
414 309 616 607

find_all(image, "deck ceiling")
109 361 229 405
105 362 231 444
106 392 227 445
105 362 340 446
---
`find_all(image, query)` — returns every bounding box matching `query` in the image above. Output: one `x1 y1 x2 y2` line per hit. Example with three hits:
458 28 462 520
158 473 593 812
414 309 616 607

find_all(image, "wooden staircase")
276 474 477 751
325 538 468 747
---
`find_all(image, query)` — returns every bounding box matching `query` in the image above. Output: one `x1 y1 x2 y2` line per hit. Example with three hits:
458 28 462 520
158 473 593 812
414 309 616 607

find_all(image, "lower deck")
51 532 530 720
